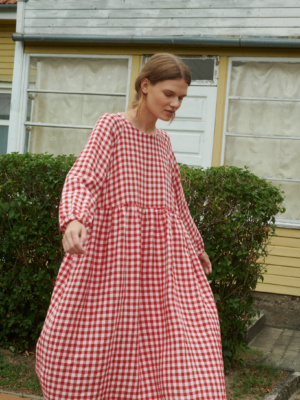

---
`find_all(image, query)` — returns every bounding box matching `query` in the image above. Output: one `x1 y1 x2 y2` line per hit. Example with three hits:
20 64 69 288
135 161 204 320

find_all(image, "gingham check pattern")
36 113 227 400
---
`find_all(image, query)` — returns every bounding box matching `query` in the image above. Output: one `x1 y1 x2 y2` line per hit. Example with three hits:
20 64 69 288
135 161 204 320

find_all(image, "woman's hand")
63 220 87 255
198 251 212 275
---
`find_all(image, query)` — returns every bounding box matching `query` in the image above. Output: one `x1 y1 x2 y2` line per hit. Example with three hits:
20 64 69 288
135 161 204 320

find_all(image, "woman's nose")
170 98 181 109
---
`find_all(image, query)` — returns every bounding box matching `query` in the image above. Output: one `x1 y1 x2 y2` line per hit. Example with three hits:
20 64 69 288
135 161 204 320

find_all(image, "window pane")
272 181 300 220
0 126 8 154
28 127 91 156
230 61 300 99
28 93 126 127
29 57 129 93
0 94 11 120
224 136 300 180
227 99 300 137
181 58 214 81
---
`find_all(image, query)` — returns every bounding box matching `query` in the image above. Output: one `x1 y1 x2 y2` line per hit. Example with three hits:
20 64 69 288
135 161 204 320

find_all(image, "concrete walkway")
250 326 300 372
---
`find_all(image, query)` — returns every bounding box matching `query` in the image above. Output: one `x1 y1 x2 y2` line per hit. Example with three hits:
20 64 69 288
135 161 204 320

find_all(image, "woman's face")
141 78 188 121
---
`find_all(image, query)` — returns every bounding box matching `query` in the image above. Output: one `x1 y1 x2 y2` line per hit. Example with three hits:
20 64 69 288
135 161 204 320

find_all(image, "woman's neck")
121 107 157 135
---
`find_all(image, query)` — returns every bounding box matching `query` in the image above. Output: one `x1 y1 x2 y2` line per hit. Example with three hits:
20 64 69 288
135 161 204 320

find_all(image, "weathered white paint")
157 85 218 168
22 0 300 38
7 0 26 153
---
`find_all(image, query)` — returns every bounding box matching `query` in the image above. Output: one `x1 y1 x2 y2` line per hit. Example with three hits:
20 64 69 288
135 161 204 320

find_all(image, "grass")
225 348 290 400
0 348 43 397
0 347 290 399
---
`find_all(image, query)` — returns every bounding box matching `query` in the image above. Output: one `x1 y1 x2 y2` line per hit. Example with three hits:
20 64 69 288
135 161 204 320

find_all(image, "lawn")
0 347 290 399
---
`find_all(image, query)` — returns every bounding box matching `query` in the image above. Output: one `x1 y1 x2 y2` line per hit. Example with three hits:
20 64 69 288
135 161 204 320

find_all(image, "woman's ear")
141 78 150 94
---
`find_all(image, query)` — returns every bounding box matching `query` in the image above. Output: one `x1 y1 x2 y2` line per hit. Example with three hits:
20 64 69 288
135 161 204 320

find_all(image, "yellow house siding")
128 55 142 110
212 56 228 167
256 229 300 296
0 21 15 83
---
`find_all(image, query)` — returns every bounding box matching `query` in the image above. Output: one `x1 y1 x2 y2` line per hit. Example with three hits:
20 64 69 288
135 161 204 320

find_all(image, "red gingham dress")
36 113 227 400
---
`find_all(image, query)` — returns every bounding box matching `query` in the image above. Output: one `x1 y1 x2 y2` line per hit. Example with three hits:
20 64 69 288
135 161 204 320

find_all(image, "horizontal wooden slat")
25 0 300 10
264 255 300 268
0 63 14 70
268 246 300 258
0 43 15 49
256 282 300 297
260 274 300 288
270 236 300 248
23 27 300 36
0 68 13 74
0 33 14 44
0 75 13 83
0 23 15 31
24 17 300 29
276 228 300 239
24 8 300 19
264 264 300 278
0 56 13 62
0 32 14 38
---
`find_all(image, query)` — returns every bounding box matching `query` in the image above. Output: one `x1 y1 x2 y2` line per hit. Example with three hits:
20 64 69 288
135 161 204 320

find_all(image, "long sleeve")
170 145 205 256
59 113 115 233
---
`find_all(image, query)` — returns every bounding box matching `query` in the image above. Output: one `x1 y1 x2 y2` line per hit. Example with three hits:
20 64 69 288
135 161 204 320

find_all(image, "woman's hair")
132 53 191 110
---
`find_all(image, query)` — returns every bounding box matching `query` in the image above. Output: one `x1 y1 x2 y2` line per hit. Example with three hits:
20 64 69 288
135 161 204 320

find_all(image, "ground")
253 292 300 330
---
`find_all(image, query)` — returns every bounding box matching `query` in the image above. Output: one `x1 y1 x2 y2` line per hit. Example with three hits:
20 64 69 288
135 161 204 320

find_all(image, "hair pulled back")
132 53 191 110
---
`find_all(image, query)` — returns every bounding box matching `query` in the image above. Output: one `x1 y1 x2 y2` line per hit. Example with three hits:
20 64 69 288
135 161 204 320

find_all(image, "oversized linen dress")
36 113 227 400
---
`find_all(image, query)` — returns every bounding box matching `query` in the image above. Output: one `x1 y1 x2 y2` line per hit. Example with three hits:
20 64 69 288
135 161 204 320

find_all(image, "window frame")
222 56 300 229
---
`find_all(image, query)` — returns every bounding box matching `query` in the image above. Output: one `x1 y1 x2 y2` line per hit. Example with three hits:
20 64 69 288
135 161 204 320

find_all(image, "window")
180 57 217 84
0 84 11 154
25 55 131 156
223 58 300 226
143 56 218 86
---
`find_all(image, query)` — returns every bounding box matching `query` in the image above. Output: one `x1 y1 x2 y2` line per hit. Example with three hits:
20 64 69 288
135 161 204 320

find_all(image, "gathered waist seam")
97 202 178 214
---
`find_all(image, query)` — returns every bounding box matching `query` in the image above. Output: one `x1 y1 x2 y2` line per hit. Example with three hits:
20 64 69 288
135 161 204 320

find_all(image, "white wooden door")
157 85 218 168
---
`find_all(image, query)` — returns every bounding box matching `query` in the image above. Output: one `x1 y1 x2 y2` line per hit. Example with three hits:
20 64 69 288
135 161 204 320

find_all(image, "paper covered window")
224 60 300 223
26 56 130 156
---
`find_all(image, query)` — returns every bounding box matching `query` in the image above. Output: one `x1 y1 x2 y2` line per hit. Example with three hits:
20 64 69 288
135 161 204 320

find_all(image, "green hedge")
0 152 76 349
179 164 285 369
0 153 284 369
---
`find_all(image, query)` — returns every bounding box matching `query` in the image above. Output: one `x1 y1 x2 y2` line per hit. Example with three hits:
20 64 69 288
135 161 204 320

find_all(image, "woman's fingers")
63 220 87 255
198 251 212 275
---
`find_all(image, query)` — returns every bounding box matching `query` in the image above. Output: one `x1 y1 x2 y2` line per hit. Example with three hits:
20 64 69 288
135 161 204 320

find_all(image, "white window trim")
222 56 300 229
16 53 132 152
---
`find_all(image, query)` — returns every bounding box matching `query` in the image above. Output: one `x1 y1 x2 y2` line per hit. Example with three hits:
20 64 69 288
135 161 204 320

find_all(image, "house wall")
20 42 300 297
23 0 300 37
257 229 300 297
0 21 15 83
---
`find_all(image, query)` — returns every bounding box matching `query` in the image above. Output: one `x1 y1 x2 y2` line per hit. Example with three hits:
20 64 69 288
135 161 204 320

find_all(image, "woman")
36 53 227 400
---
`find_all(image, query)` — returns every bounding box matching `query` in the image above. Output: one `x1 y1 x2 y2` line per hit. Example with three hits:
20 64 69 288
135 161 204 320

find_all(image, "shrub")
0 152 76 349
179 164 285 370
0 154 285 368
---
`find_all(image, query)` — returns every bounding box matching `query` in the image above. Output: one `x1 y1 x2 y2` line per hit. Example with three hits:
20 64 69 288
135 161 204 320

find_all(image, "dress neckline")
116 113 159 137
